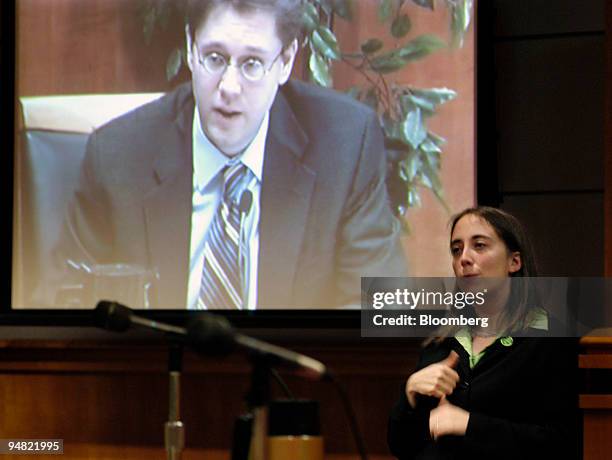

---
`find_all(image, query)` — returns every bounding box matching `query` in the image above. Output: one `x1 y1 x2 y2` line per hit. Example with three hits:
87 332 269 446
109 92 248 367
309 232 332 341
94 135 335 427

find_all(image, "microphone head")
93 300 132 332
187 314 236 356
238 190 253 215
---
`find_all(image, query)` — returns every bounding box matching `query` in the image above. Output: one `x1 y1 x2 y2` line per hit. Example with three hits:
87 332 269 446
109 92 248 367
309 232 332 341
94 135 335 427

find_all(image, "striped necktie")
199 161 251 309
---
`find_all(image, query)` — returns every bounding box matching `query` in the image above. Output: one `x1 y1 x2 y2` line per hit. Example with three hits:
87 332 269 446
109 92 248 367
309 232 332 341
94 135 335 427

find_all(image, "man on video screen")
46 0 407 309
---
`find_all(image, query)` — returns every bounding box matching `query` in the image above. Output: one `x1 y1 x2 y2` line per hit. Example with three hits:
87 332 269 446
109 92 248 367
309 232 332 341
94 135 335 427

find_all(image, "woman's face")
450 214 521 278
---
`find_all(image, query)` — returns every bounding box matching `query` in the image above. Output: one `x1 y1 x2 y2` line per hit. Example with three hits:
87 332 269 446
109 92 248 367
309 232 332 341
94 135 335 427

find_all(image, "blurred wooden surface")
0 443 394 460
580 332 612 460
0 338 420 457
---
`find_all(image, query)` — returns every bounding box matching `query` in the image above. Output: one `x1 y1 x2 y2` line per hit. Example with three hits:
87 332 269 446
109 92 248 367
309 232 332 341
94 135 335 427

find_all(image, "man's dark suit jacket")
50 80 406 308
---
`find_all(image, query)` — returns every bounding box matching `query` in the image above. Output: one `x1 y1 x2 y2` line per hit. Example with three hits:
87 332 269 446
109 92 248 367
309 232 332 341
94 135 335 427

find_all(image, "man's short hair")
186 0 305 47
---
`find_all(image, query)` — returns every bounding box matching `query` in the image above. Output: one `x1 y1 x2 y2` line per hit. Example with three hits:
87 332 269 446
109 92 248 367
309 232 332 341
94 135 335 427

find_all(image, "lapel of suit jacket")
143 90 194 308
258 88 315 308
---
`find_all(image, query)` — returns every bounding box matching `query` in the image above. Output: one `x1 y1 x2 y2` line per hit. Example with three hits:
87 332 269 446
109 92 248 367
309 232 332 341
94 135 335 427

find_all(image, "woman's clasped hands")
405 350 470 440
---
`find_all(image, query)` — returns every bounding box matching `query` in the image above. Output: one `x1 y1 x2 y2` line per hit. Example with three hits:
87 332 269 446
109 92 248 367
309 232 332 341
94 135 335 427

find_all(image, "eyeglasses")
195 48 283 83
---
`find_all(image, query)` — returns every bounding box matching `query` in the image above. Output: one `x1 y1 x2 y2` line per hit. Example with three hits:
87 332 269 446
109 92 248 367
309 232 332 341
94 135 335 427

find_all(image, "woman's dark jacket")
388 329 579 460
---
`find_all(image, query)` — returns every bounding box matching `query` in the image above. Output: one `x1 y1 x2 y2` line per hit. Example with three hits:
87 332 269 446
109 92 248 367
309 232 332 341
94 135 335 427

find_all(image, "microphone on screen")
238 190 253 309
238 190 253 216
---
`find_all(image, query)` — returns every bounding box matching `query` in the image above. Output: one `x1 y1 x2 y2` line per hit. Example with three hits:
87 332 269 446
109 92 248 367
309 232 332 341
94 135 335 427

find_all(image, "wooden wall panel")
492 0 606 278
16 0 187 95
580 333 612 460
583 411 612 460
0 340 421 456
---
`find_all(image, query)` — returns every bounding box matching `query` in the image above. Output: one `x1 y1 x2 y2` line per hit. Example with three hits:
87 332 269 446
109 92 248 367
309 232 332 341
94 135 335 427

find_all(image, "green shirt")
454 308 549 369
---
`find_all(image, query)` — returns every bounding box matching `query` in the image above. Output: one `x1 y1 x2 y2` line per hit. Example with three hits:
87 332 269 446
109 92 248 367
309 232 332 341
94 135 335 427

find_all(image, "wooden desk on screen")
580 330 612 460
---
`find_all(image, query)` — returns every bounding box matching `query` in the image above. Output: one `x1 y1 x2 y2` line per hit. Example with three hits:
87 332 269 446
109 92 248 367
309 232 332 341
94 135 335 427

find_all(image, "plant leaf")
421 144 441 170
361 38 384 54
402 93 436 113
313 0 333 16
419 151 448 210
303 2 320 32
309 52 333 87
407 189 422 208
166 47 182 81
391 14 412 38
378 0 393 22
402 151 421 182
401 108 428 149
398 34 446 61
449 0 473 48
427 131 447 147
369 52 407 74
312 26 341 60
331 0 353 19
410 87 457 106
420 137 443 154
382 114 402 141
420 150 443 191
411 0 434 10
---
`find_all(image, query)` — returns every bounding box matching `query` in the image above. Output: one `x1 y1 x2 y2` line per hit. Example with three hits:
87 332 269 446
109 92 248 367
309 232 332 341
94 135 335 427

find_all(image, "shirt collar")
455 328 474 356
192 108 267 192
525 307 549 330
454 307 550 349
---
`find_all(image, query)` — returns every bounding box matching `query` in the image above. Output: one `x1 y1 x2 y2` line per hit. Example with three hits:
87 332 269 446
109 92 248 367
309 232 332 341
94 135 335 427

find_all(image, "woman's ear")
508 252 522 274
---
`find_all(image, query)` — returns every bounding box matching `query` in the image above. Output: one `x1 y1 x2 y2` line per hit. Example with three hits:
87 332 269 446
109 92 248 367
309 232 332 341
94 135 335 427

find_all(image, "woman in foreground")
388 206 578 460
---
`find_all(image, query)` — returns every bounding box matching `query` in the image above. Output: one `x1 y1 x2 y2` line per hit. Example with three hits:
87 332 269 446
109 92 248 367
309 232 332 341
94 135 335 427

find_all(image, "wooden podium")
0 332 415 459
580 330 612 460
0 444 394 460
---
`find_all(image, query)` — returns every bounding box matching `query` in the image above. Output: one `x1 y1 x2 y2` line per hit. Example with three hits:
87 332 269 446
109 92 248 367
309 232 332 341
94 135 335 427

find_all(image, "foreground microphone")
187 315 329 380
93 300 186 335
94 301 328 379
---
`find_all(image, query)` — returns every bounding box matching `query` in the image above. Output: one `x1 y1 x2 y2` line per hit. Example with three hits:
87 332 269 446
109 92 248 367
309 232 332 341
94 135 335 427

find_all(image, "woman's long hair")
429 206 540 343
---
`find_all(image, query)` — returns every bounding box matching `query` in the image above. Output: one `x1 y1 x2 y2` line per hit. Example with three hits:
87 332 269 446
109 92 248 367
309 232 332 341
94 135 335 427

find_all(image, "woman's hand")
429 397 470 439
405 351 460 408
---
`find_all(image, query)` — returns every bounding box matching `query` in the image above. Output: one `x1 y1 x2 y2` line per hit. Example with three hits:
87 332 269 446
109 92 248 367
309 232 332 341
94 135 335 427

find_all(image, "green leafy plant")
303 0 472 218
140 0 473 219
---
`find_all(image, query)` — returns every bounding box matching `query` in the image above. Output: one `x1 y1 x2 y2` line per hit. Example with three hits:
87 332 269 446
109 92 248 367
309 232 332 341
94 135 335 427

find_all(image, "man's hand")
405 351 460 408
429 397 470 439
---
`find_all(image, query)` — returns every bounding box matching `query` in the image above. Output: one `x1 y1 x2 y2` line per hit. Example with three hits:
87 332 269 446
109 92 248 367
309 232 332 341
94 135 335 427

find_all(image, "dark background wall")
481 0 606 277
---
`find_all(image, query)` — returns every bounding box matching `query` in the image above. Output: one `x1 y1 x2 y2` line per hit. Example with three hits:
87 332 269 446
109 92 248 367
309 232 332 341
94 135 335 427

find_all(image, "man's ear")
185 25 194 72
508 251 522 274
278 39 298 85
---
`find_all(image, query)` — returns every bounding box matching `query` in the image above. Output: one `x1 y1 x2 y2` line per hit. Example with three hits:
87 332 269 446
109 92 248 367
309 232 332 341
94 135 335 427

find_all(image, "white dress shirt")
187 108 266 310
